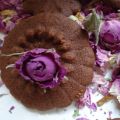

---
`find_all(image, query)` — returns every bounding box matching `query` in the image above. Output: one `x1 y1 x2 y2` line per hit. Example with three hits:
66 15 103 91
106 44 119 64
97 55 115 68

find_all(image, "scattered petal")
5 21 15 32
98 81 111 96
109 79 120 96
9 106 15 114
104 69 112 81
96 47 110 67
92 72 105 84
75 88 97 111
0 0 31 33
108 111 112 119
88 103 97 112
76 117 89 120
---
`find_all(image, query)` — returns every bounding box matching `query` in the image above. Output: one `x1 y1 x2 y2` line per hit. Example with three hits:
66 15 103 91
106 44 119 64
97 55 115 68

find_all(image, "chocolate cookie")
23 0 81 16
0 13 95 111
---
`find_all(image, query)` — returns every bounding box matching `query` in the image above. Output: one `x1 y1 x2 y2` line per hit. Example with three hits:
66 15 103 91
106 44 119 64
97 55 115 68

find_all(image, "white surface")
0 85 120 120
0 33 120 120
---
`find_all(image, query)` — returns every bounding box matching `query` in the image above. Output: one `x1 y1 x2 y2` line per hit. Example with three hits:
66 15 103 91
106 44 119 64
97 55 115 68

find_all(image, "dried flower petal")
92 72 106 84
96 46 110 67
76 117 89 120
15 48 66 89
0 0 31 33
109 79 120 96
75 88 97 111
9 106 15 114
99 20 120 53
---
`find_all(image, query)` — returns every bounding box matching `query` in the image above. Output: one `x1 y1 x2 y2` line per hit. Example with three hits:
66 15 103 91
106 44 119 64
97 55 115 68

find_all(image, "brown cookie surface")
0 13 95 111
23 0 81 16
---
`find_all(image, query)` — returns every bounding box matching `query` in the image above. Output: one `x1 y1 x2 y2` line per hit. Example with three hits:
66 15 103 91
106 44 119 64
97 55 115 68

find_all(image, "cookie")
23 0 81 16
0 13 95 111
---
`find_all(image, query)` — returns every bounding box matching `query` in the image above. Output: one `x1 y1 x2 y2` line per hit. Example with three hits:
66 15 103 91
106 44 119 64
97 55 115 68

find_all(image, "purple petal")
96 47 110 67
109 79 120 96
92 72 105 84
26 56 57 81
75 88 93 109
15 48 66 89
0 0 31 33
88 103 97 112
99 20 120 53
76 118 89 120
9 106 15 114
5 21 15 32
98 82 111 96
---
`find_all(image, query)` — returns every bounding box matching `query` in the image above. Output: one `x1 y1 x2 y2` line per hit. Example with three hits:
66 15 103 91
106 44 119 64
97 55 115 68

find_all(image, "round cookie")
0 13 95 111
23 0 81 16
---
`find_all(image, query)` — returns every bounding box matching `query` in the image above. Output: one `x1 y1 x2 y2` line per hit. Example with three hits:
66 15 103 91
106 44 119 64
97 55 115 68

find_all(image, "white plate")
0 34 120 120
0 85 120 120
